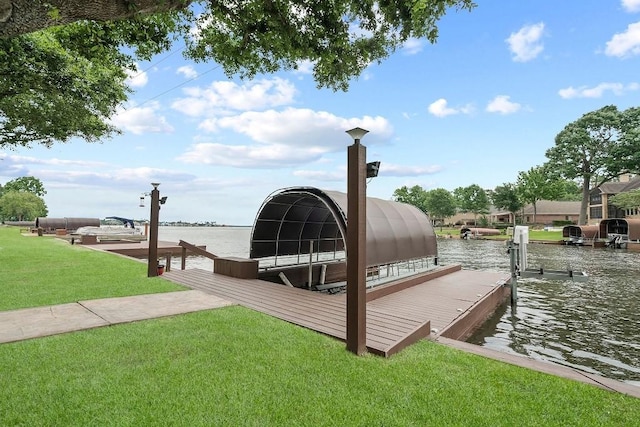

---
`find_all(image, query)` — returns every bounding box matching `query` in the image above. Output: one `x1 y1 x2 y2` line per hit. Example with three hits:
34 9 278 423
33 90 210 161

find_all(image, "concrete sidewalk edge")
436 336 640 399
0 290 234 344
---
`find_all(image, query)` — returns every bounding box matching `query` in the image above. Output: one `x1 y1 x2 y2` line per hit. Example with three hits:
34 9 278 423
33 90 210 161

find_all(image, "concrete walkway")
0 290 233 344
1 290 638 399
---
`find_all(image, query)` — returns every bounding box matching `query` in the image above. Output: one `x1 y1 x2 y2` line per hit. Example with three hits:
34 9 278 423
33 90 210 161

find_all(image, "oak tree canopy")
0 1 476 148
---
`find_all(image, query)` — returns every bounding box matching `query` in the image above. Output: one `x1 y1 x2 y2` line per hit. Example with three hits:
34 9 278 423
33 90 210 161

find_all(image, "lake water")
440 239 640 385
159 226 640 385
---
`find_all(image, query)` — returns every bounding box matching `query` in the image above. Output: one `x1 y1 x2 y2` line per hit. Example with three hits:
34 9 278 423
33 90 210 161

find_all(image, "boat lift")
507 226 588 305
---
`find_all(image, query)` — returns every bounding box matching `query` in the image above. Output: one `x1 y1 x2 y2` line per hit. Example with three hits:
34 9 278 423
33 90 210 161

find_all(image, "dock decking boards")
162 267 508 357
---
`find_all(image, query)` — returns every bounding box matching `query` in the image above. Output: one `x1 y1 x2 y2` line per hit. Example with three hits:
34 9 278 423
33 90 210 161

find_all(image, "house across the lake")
448 200 580 227
588 174 640 224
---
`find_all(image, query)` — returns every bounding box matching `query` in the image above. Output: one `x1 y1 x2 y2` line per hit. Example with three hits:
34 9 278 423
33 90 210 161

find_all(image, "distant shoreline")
157 224 252 228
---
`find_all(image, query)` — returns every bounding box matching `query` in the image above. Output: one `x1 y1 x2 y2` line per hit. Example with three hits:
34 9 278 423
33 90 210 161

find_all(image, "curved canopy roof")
250 187 437 267
35 217 100 231
599 218 640 240
562 225 599 239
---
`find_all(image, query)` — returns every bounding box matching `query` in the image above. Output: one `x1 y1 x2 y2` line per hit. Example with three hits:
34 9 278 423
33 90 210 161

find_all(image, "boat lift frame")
508 226 588 305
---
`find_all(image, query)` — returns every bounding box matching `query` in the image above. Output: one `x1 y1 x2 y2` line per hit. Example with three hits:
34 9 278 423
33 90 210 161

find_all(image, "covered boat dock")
249 187 438 289
158 186 510 356
35 217 100 234
562 225 599 245
77 185 511 356
599 218 640 248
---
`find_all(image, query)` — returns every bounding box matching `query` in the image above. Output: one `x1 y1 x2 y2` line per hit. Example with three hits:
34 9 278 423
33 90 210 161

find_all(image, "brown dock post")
181 246 187 270
147 183 160 278
346 127 368 355
166 254 172 272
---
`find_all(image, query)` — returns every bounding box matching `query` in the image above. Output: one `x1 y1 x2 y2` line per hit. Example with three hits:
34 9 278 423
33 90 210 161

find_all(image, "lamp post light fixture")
346 127 369 143
345 127 369 355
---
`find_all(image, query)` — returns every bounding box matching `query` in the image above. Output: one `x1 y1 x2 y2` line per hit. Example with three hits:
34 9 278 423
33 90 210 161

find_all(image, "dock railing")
178 240 218 270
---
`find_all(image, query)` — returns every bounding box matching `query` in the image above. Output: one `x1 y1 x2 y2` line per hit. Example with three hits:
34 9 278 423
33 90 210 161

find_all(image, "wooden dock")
162 266 509 357
82 240 206 259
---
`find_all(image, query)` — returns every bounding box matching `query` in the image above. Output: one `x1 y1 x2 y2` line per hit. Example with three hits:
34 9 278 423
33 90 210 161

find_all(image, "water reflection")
437 239 640 382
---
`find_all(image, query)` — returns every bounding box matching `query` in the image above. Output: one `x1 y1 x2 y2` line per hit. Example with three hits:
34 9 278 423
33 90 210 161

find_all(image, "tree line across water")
393 105 640 227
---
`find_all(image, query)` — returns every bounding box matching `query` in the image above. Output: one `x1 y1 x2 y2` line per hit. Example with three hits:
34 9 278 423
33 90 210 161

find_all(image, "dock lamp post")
146 182 167 278
346 127 369 355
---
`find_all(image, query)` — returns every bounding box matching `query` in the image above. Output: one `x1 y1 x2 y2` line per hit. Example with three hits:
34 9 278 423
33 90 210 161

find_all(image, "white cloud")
293 60 314 75
214 108 393 147
402 38 425 55
506 23 545 62
428 99 474 117
622 0 640 12
486 95 521 114
0 152 199 194
110 102 174 135
177 143 323 168
178 109 393 168
379 163 443 177
558 82 640 98
0 153 30 178
292 162 443 180
34 166 197 189
292 169 346 182
0 153 108 168
124 63 148 88
176 65 198 79
605 21 640 57
172 78 297 116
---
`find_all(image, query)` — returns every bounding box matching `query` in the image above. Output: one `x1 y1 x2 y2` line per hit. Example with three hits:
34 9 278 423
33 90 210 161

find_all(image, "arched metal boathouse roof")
562 225 599 239
250 187 437 267
599 218 640 241
35 217 100 232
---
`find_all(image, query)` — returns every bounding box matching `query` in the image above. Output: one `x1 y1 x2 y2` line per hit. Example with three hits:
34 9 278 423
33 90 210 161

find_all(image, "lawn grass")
1 307 639 426
2 224 639 425
435 227 564 242
0 226 183 310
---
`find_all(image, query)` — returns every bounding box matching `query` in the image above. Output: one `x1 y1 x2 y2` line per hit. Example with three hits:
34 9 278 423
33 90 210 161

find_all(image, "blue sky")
2 0 640 225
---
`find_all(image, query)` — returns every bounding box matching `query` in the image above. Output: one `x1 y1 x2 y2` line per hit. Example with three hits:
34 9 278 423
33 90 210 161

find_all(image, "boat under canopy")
562 225 599 245
599 218 640 248
250 187 437 286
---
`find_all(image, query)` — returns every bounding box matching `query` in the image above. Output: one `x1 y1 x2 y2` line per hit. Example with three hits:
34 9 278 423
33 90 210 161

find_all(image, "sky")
2 0 640 225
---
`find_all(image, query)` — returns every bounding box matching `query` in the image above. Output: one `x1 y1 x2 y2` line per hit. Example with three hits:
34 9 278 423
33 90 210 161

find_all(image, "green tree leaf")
453 184 489 226
491 183 523 226
3 176 47 197
1 1 476 148
516 166 563 224
392 185 429 213
0 190 48 221
424 188 456 229
545 105 638 224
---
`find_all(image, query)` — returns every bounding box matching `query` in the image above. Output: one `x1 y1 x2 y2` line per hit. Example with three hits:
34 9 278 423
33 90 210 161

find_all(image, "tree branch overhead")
0 0 190 38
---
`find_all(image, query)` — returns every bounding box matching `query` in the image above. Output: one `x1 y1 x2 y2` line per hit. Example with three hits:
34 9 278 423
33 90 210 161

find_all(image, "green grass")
435 227 564 242
1 308 638 426
2 225 639 426
0 226 182 310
